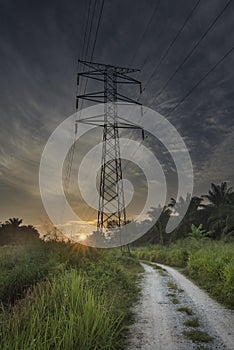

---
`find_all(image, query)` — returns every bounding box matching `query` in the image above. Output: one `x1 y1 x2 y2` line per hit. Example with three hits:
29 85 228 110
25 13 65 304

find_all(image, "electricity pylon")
76 60 143 237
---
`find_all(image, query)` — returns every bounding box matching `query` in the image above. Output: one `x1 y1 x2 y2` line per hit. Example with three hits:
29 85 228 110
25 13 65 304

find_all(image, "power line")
90 0 105 61
126 0 201 106
122 45 234 175
64 0 100 211
143 0 201 91
123 2 233 175
65 0 93 192
80 0 105 111
83 0 98 66
153 0 232 104
79 0 98 101
80 0 92 63
76 0 106 222
77 0 92 98
130 0 161 67
119 1 161 151
61 1 93 225
164 45 234 117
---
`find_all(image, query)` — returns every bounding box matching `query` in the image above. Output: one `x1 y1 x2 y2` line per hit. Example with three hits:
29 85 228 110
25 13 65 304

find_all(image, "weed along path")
127 263 234 350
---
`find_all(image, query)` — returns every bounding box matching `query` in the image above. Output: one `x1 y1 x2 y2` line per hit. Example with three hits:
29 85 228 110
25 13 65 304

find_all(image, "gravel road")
127 263 234 350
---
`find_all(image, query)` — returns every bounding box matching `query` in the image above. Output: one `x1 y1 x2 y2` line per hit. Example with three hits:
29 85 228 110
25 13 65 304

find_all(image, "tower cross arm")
78 59 140 74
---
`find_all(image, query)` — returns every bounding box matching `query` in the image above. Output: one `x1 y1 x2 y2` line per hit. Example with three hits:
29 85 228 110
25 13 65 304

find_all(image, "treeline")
0 218 39 245
135 182 234 245
1 181 234 247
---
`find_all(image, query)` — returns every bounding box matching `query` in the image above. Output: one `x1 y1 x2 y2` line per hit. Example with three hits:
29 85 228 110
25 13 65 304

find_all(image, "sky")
0 0 234 227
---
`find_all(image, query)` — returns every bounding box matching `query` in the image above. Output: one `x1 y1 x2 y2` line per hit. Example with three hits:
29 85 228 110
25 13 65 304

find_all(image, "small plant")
158 270 168 276
171 296 180 304
167 289 180 304
167 281 178 290
188 224 211 241
183 317 200 327
143 262 168 276
182 330 213 343
177 306 193 315
153 264 167 272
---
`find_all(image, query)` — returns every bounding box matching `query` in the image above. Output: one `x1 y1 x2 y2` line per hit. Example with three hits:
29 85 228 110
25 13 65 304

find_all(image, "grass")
167 281 178 291
0 240 143 349
158 270 168 276
186 243 234 308
167 291 180 304
177 306 193 315
171 296 180 304
0 270 123 350
0 240 92 305
182 330 213 343
183 317 200 327
134 240 234 308
153 264 168 276
152 264 167 272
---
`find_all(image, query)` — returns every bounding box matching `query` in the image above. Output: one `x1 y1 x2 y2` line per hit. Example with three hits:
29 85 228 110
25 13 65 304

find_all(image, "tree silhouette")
169 195 203 241
202 182 233 207
201 182 234 239
5 217 23 228
0 218 39 245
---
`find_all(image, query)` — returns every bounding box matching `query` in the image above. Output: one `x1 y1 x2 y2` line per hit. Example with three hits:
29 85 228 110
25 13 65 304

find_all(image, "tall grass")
0 270 123 350
186 243 234 307
0 242 142 348
135 241 234 308
0 241 98 305
135 243 190 267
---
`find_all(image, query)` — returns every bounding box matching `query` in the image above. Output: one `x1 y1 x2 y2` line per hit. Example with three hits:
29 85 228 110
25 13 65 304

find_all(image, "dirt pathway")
127 263 234 350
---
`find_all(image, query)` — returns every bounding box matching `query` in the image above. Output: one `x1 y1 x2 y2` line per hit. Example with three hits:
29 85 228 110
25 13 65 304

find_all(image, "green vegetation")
134 182 234 308
186 242 234 308
177 306 193 315
0 217 39 246
135 240 234 308
134 182 234 245
135 244 190 267
0 180 233 347
182 330 213 343
167 281 178 291
1 271 122 350
183 317 200 327
171 296 180 304
0 240 142 349
166 281 180 303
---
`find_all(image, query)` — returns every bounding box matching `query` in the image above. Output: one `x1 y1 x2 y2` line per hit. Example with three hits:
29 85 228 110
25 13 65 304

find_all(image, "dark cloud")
0 0 234 224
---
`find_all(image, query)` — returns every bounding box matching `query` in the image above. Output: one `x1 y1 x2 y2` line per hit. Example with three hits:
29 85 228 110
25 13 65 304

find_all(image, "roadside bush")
186 243 234 307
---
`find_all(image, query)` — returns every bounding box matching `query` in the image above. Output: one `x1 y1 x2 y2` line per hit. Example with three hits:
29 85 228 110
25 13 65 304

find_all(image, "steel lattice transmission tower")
76 60 143 234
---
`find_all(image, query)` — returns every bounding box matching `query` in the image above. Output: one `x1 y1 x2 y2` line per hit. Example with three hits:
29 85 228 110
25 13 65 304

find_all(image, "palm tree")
202 182 233 207
5 217 23 228
169 195 203 241
207 203 234 239
202 183 234 239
